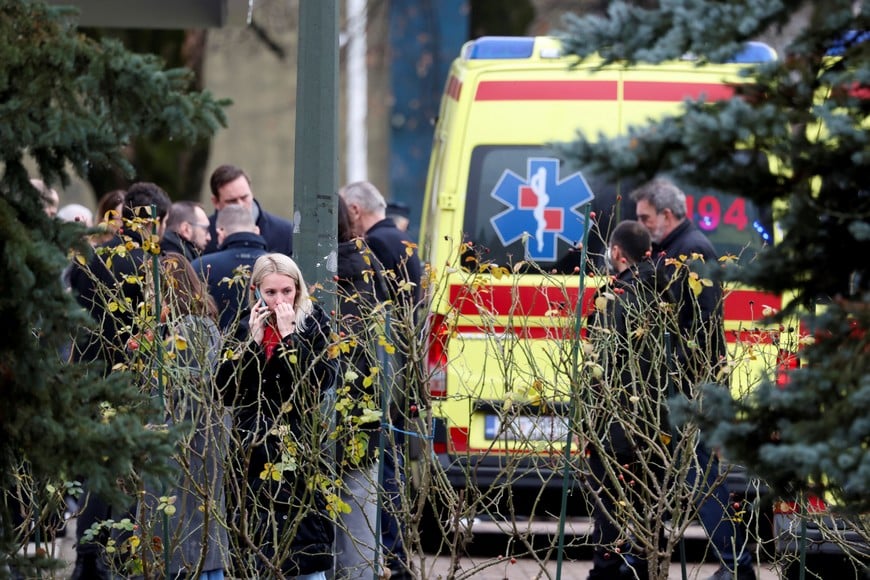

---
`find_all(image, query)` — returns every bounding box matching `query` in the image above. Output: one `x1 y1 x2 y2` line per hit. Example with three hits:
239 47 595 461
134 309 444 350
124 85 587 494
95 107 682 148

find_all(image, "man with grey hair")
340 181 421 304
631 177 754 580
630 177 725 381
191 204 267 332
339 181 421 580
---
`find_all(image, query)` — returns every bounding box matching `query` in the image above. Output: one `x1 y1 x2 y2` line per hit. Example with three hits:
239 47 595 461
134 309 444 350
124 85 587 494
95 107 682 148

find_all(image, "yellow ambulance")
417 36 785 499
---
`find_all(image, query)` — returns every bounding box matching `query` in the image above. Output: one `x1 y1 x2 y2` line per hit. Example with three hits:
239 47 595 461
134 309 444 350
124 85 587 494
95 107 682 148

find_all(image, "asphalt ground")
31 517 787 579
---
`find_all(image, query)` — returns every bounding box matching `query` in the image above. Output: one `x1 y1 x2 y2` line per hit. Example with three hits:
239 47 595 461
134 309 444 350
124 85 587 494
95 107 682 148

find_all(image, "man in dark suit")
202 164 294 257
339 181 422 580
191 204 268 333
632 177 755 580
160 201 212 262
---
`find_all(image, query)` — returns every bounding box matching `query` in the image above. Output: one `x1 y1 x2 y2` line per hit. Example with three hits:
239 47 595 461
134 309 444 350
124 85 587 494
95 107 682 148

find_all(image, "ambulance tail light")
427 313 448 399
448 427 469 454
464 37 535 60
775 349 799 389
773 495 828 515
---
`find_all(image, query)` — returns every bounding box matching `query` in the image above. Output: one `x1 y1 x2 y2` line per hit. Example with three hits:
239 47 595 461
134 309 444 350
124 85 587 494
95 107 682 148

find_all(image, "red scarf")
263 325 281 362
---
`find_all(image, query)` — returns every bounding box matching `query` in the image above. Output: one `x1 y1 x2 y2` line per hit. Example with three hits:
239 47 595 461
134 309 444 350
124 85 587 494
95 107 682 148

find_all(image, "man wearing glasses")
161 201 213 261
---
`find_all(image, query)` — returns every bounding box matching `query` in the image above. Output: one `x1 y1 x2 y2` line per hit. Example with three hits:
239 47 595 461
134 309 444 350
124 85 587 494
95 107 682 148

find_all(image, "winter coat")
68 232 149 369
364 218 422 306
190 232 268 332
160 231 201 263
204 199 293 257
335 238 385 466
589 260 672 455
138 314 229 577
653 219 727 389
363 218 424 423
216 303 336 576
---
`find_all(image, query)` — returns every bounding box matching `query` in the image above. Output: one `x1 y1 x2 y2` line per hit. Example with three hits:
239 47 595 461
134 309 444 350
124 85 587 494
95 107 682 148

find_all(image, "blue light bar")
465 37 535 60
753 220 772 243
826 30 870 56
728 41 777 63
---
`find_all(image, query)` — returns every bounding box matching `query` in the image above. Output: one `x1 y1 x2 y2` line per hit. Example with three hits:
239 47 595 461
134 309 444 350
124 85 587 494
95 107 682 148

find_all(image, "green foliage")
556 2 869 512
81 28 213 199
0 0 228 566
686 302 870 513
0 0 227 188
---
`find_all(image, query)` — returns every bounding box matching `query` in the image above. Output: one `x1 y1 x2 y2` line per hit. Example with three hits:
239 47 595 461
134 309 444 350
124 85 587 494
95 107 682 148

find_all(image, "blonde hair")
249 253 313 327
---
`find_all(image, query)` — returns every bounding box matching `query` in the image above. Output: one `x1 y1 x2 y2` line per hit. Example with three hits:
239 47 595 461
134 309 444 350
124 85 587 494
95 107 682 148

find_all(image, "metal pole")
556 203 592 579
294 0 338 294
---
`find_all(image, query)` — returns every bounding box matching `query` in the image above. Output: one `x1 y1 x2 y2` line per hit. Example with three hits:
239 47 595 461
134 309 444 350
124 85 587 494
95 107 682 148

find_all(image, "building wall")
201 1 299 218
201 0 392 219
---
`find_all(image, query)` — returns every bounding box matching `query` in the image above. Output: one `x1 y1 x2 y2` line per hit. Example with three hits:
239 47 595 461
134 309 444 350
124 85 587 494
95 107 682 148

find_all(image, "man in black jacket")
191 204 268 332
160 201 212 261
633 178 726 386
340 182 421 306
202 164 294 257
631 178 756 580
339 181 421 580
70 182 171 368
68 182 171 580
586 220 669 580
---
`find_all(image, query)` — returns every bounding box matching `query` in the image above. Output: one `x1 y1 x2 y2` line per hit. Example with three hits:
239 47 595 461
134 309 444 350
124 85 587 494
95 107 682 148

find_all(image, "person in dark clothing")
631 178 756 580
67 182 172 580
333 195 383 578
385 201 410 232
339 181 422 580
341 183 421 307
585 220 671 580
160 201 212 262
202 164 293 256
632 178 726 390
216 253 336 579
70 181 172 371
191 204 268 333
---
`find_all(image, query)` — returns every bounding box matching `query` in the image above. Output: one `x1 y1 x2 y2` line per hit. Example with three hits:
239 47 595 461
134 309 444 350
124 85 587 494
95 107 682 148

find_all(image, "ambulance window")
670 179 773 261
463 145 772 274
462 145 629 273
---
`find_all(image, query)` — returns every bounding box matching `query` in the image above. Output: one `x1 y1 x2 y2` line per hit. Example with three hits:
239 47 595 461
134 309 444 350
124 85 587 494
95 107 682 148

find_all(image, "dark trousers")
587 450 650 580
380 434 408 569
688 443 753 570
74 489 112 557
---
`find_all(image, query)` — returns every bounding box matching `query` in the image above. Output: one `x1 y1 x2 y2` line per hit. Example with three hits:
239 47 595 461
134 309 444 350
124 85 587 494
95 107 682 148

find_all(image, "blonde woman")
217 253 336 579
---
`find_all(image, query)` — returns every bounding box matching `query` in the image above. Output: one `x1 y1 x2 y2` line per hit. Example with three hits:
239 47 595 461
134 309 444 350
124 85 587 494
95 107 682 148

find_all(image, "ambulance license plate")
484 414 571 442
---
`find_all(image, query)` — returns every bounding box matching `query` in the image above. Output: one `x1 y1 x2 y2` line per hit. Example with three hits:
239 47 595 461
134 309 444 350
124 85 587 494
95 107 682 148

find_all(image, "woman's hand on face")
249 300 270 344
274 302 297 338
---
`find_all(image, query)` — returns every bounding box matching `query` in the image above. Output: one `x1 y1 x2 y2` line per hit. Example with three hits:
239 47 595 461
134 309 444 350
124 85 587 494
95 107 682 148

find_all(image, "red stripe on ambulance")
449 284 597 318
723 289 782 320
475 80 618 101
473 80 736 102
624 81 734 102
446 75 462 100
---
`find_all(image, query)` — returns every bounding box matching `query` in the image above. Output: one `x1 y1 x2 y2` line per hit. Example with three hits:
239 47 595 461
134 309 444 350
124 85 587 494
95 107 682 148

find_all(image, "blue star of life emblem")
490 158 595 261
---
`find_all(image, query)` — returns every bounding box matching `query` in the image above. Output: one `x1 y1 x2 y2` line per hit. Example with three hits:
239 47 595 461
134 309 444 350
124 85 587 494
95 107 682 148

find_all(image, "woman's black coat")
217 302 337 576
